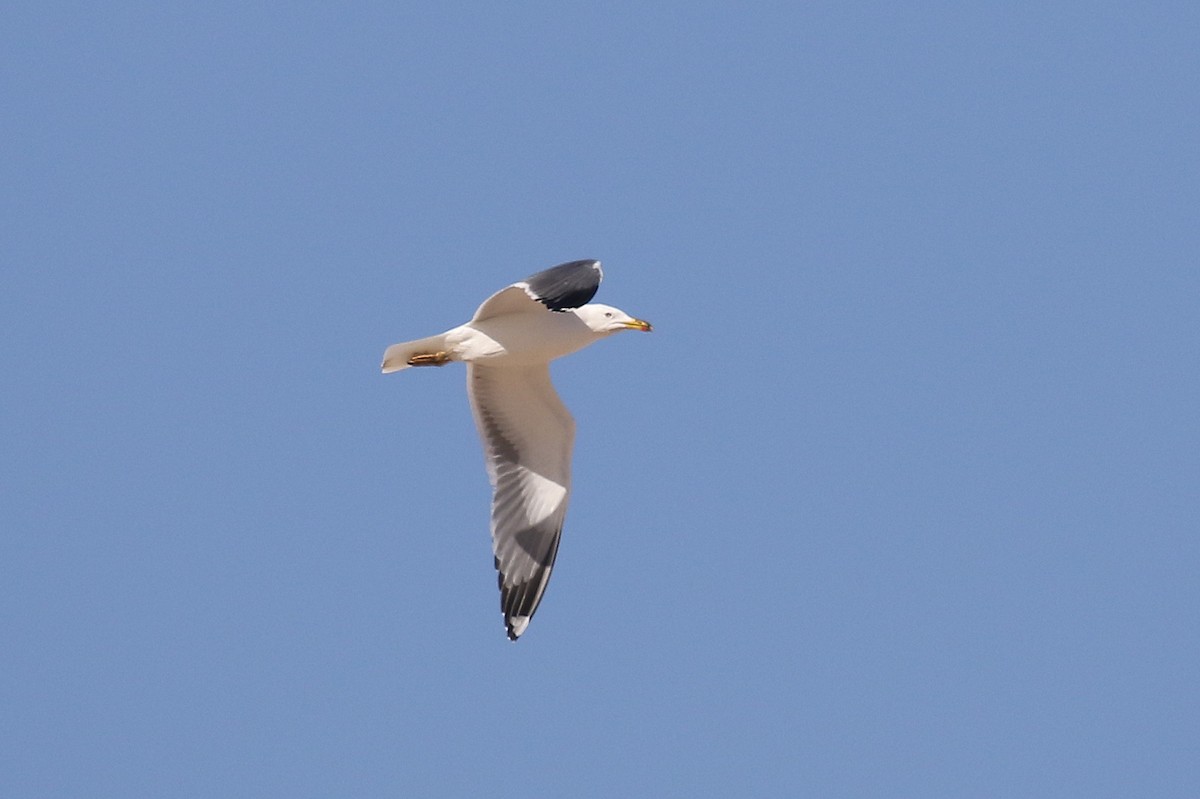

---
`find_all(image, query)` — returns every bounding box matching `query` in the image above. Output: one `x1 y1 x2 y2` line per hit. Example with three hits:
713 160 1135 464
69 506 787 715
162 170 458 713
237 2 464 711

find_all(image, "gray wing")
466 363 575 640
472 260 603 322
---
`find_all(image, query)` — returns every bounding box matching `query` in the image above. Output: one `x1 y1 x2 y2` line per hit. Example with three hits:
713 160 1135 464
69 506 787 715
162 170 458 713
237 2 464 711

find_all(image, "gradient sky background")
3 3 1198 797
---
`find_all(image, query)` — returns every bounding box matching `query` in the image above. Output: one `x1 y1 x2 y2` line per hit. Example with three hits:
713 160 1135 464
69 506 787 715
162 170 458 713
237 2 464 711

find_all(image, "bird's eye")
604 312 613 318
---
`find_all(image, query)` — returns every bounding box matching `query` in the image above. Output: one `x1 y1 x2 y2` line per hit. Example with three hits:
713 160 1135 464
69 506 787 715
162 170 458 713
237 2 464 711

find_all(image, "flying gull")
381 260 652 640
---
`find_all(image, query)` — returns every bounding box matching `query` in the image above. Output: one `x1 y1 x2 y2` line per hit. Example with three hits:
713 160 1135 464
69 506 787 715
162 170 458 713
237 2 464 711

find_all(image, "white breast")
453 311 598 366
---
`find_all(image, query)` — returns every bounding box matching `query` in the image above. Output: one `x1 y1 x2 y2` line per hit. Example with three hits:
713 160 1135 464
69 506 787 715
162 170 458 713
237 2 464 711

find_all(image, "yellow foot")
407 352 452 367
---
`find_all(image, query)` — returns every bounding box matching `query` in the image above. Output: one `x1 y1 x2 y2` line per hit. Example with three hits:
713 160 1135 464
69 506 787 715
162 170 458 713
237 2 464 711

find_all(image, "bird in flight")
381 260 652 640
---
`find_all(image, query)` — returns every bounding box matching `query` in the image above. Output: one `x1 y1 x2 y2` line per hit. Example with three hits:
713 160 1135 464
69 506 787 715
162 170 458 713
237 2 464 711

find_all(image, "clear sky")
3 3 1198 796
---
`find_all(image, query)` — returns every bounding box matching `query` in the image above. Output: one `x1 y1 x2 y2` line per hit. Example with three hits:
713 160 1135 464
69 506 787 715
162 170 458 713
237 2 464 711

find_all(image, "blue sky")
3 2 1198 796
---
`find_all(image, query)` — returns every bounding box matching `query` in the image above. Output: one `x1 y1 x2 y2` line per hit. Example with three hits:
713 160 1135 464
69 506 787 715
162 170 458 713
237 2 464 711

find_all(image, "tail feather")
380 333 451 373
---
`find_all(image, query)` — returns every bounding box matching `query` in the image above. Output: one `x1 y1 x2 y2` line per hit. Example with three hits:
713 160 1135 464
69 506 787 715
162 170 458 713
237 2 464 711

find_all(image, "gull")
381 260 652 640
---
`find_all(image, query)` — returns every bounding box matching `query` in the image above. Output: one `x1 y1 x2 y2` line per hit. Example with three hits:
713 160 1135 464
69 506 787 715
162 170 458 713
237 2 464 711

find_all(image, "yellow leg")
407 352 452 367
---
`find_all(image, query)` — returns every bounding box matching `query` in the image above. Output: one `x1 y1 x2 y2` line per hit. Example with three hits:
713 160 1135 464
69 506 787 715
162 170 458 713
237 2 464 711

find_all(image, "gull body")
382 303 645 372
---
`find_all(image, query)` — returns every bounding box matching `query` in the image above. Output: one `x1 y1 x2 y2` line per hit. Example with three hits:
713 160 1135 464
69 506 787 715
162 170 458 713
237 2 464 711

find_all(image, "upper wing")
466 363 576 640
472 259 603 322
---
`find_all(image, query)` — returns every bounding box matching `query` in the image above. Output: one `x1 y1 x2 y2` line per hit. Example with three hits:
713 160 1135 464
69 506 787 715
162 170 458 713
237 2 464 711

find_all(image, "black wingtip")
521 259 603 311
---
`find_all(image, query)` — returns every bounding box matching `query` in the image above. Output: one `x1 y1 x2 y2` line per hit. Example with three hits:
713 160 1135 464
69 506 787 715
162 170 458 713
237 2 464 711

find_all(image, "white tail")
380 333 451 373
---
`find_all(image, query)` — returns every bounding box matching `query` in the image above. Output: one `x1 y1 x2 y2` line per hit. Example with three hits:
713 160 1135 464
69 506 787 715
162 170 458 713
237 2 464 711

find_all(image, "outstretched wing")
466 363 576 640
472 259 603 322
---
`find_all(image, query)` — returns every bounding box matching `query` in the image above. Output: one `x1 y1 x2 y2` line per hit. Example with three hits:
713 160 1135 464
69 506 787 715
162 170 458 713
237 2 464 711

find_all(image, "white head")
575 303 653 335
